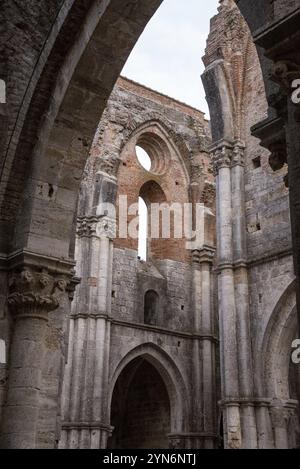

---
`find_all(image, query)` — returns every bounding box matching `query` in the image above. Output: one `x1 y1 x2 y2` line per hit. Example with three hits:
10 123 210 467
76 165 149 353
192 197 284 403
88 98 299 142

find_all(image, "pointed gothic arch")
109 343 190 435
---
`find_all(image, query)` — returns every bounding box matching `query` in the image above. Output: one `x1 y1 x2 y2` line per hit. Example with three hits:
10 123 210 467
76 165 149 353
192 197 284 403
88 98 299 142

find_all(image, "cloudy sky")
122 0 219 118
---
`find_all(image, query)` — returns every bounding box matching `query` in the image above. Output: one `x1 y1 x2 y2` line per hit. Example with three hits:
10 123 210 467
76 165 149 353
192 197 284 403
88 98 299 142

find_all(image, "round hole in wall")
136 146 152 172
135 132 170 176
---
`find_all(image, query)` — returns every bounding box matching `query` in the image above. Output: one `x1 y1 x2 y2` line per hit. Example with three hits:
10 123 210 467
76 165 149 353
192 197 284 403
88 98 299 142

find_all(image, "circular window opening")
136 146 152 172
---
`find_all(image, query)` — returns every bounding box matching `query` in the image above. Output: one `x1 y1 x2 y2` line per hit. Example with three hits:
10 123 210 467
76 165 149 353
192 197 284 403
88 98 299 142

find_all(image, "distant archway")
109 344 189 439
108 358 171 449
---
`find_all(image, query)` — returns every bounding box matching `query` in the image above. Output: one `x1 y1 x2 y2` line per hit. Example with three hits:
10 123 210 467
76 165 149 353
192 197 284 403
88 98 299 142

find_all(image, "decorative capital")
77 216 116 240
169 438 182 450
8 268 70 319
192 247 215 265
96 217 117 240
271 60 300 95
212 144 232 176
268 142 287 171
77 216 101 238
270 405 293 428
211 140 245 175
232 142 245 167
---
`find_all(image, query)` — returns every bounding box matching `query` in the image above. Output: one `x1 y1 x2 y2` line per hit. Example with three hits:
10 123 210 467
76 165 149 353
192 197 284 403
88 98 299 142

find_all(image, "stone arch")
3 0 163 259
109 343 189 434
261 280 298 400
121 119 192 184
1 0 271 260
0 1 274 260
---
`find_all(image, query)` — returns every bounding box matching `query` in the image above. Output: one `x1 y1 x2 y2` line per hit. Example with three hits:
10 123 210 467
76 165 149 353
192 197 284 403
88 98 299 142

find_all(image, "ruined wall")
60 77 218 449
89 77 213 333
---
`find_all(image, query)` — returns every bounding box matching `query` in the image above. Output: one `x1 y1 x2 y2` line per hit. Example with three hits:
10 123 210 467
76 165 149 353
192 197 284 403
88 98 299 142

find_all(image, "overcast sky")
122 0 219 118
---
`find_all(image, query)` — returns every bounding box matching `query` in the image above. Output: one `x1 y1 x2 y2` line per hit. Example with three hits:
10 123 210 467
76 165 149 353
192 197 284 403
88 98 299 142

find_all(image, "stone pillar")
231 142 257 448
256 400 274 449
192 247 217 449
0 255 73 449
212 140 258 448
60 214 115 449
213 142 241 449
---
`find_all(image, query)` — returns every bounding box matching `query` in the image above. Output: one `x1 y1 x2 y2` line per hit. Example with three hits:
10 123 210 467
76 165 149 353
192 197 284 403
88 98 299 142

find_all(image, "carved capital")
168 437 184 450
270 401 296 428
268 142 287 171
192 247 215 265
77 216 116 240
67 276 81 303
8 268 70 319
77 216 101 238
232 142 245 167
212 145 232 176
96 217 117 240
271 60 300 95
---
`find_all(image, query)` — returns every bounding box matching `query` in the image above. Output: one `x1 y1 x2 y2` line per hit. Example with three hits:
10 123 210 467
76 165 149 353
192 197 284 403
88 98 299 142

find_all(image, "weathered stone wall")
59 76 218 449
242 27 291 260
203 0 298 449
111 249 193 332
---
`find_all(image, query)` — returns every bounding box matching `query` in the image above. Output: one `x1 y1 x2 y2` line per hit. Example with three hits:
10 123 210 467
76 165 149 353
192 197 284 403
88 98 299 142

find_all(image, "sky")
122 0 219 118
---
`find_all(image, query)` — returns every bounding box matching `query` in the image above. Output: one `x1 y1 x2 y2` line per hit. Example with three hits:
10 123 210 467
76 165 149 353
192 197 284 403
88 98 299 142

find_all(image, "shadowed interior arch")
108 358 171 449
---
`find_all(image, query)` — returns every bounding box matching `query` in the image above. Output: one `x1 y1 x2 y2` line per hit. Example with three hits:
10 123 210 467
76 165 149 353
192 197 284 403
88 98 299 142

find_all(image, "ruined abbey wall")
59 77 219 449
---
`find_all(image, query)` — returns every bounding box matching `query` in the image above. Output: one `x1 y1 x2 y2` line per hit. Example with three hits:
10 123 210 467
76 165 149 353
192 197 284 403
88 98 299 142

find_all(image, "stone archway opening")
108 358 171 449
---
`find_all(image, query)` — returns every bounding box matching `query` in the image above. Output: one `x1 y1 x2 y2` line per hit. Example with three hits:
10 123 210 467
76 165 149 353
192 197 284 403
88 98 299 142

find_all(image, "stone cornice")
0 249 76 274
69 313 219 343
220 397 298 410
61 422 114 433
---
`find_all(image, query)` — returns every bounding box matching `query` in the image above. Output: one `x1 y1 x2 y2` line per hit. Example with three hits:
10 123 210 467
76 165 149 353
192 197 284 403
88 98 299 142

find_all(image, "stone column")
0 255 73 449
231 142 257 448
192 247 217 449
60 214 115 449
255 400 274 449
213 140 259 448
213 142 241 449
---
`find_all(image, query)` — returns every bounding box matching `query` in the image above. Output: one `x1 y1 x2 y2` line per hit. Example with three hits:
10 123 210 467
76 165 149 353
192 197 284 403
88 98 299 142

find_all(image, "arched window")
138 196 148 261
136 146 152 172
139 180 167 261
144 290 159 325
